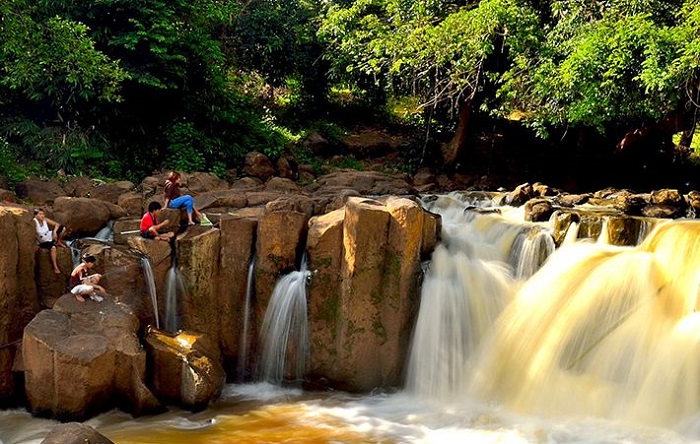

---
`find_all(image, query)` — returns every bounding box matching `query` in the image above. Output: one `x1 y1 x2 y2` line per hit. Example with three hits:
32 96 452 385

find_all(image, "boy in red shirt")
140 201 175 241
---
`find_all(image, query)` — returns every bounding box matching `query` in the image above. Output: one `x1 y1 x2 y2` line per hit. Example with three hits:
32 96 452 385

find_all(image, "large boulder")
23 296 162 421
313 170 417 196
15 179 65 206
52 197 127 236
78 241 160 329
144 328 226 409
41 422 114 444
243 152 275 182
180 172 229 194
90 181 134 204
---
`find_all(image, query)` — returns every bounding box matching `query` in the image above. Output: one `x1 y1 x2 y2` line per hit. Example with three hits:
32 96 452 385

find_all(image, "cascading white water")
139 257 160 329
165 265 185 333
238 255 256 379
66 240 83 268
257 259 311 384
406 244 513 399
94 220 115 242
409 194 700 430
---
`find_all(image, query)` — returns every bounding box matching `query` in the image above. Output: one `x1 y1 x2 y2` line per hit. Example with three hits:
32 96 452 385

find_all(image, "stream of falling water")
3 192 700 443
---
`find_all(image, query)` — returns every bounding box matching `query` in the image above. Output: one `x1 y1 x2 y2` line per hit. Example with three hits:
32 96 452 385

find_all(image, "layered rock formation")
0 166 698 421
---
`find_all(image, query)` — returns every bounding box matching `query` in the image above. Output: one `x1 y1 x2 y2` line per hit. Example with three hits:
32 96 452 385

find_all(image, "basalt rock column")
254 208 308 336
336 197 421 390
177 228 221 342
306 209 345 381
218 214 257 375
0 206 39 403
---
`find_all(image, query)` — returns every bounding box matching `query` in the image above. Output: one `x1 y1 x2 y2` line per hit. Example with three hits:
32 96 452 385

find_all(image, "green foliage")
164 123 207 173
0 1 128 108
0 138 29 184
0 118 106 176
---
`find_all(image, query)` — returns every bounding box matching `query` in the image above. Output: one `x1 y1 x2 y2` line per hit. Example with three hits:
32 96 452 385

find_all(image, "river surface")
1 382 700 444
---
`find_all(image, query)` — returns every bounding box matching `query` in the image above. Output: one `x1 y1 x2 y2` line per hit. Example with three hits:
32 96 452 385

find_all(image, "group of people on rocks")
33 171 204 303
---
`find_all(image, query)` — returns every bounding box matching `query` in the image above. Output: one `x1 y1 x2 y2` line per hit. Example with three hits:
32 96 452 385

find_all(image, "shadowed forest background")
1 0 699 193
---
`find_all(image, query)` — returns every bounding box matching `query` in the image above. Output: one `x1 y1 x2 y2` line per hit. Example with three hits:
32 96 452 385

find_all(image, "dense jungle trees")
0 0 699 188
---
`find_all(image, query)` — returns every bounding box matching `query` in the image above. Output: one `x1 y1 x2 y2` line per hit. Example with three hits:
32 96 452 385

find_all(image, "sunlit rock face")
144 328 225 409
305 197 438 392
23 295 162 421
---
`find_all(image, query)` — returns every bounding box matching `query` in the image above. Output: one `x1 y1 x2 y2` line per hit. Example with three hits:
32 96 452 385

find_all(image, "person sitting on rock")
163 171 204 226
33 208 67 274
70 253 106 302
140 201 175 242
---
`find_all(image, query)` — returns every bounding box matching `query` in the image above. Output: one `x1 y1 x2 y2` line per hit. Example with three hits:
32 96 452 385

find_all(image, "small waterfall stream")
257 257 311 384
164 265 185 333
238 254 256 380
139 256 160 329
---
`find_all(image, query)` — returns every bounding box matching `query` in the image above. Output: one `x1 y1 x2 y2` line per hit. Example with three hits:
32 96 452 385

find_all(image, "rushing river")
2 382 700 443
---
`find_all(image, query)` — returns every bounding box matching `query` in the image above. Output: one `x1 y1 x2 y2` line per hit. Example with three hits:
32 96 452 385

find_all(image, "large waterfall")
408 193 700 430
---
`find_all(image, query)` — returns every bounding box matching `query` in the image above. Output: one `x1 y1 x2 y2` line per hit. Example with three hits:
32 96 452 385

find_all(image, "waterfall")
165 265 185 333
511 227 556 279
562 220 580 245
139 257 160 329
238 254 256 380
257 258 311 384
409 194 700 428
597 216 610 244
94 220 115 242
66 240 83 269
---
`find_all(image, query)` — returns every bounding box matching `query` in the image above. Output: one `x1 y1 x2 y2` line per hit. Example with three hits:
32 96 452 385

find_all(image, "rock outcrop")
23 295 162 421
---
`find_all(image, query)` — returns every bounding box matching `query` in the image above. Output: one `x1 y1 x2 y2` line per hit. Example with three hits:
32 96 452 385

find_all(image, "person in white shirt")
33 208 66 274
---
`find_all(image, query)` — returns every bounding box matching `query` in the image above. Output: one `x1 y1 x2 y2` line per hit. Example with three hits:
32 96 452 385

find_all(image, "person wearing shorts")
140 201 174 241
33 208 66 274
69 253 106 302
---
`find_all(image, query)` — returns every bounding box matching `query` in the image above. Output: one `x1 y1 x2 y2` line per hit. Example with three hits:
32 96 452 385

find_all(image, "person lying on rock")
70 253 106 302
140 201 175 242
33 208 67 274
163 171 205 226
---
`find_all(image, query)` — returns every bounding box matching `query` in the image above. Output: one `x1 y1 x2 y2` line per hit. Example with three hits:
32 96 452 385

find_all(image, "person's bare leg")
50 246 61 274
56 231 68 248
75 293 85 302
188 212 195 226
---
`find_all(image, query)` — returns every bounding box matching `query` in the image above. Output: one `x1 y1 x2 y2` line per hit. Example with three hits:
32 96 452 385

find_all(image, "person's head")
147 201 163 214
33 208 45 221
82 253 97 267
167 171 181 183
86 273 102 284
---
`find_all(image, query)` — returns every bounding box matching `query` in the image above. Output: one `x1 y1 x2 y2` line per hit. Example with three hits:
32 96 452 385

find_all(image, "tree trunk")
680 128 695 148
440 99 472 167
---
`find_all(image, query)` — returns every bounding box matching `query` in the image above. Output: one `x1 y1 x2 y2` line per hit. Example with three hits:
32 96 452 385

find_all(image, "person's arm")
46 217 60 237
71 264 84 280
149 218 170 235
163 181 171 208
